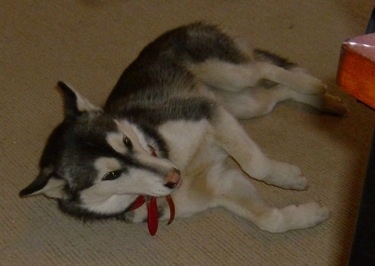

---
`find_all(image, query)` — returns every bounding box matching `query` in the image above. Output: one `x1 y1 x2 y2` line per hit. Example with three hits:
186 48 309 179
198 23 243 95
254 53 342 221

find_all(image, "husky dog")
20 22 346 233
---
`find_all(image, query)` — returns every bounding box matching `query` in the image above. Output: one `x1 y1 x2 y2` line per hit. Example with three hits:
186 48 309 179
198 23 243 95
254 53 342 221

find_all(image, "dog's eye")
102 170 122 181
123 136 133 149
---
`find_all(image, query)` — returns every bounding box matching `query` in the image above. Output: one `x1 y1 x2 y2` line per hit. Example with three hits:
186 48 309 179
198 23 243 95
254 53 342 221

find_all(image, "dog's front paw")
289 175 309 190
297 201 331 226
276 202 330 232
265 161 308 190
257 202 330 233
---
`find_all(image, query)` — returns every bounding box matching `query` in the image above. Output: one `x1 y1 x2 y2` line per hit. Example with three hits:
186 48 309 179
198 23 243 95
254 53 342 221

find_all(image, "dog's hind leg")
208 162 330 232
190 59 326 95
213 107 307 190
190 60 346 117
216 84 347 119
214 85 292 118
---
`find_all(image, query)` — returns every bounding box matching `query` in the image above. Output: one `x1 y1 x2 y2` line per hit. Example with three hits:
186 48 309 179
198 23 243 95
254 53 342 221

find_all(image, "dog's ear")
57 81 101 118
19 171 67 199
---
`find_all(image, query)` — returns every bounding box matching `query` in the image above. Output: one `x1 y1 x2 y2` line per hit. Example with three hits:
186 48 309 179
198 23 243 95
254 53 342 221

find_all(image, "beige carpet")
1 0 375 265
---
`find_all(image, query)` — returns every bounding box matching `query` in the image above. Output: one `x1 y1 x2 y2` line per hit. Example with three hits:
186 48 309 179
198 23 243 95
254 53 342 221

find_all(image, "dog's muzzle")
164 168 182 189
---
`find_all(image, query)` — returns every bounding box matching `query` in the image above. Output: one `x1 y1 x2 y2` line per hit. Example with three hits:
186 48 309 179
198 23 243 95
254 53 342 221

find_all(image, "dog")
20 22 346 234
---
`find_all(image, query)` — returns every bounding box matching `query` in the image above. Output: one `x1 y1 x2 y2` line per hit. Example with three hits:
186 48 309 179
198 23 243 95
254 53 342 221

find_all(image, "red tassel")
127 195 175 235
147 197 158 236
128 195 146 211
166 195 175 225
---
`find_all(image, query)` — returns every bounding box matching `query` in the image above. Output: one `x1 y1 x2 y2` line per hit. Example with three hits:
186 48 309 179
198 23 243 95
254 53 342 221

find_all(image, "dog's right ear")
57 81 101 118
19 171 67 199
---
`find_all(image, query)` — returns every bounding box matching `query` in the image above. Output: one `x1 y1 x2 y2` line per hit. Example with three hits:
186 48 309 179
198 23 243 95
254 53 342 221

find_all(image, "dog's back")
104 23 249 119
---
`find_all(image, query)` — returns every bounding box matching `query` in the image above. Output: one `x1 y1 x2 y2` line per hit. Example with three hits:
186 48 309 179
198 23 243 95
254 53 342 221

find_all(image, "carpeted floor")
1 0 375 265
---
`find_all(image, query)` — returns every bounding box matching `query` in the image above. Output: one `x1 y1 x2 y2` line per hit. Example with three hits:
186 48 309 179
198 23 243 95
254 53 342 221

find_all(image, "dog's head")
20 82 181 220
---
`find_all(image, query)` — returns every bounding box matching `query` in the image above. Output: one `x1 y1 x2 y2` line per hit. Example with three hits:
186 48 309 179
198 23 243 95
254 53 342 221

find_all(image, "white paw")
293 73 327 95
258 202 330 233
300 201 331 225
267 161 308 190
273 202 330 232
291 175 309 190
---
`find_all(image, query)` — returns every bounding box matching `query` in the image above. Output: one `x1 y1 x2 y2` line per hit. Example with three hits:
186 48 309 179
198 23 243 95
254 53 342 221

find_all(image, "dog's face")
20 82 181 220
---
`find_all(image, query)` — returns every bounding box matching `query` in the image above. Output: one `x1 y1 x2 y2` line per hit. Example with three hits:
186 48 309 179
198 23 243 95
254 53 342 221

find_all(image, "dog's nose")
164 168 182 189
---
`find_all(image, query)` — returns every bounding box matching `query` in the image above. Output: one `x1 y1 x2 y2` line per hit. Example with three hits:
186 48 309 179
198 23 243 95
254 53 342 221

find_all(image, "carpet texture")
1 0 375 265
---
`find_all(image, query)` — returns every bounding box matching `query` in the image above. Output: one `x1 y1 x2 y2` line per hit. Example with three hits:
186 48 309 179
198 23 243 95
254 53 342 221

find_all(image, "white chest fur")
158 120 211 170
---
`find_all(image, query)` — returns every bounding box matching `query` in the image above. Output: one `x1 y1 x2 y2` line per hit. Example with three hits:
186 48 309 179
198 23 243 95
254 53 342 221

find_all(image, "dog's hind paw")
291 73 327 95
321 93 348 116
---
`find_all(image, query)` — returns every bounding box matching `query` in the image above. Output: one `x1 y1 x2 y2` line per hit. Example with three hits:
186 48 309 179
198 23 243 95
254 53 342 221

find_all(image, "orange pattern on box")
337 33 375 109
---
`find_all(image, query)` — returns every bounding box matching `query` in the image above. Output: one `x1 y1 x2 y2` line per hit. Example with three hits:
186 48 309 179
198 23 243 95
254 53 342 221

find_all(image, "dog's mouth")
129 144 179 235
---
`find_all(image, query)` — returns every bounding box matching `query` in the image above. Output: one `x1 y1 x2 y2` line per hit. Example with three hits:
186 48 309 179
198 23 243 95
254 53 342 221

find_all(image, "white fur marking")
158 120 210 169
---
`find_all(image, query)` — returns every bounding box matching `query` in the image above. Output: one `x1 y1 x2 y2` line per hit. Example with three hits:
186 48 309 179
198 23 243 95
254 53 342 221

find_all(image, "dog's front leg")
213 107 307 190
208 162 330 232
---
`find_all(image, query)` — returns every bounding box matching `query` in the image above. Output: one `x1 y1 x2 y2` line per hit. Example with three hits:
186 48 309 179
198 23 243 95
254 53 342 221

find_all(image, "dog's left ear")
57 81 101 118
19 171 67 199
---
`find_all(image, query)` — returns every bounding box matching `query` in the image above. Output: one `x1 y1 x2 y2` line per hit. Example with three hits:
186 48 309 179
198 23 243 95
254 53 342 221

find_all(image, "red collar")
128 195 175 236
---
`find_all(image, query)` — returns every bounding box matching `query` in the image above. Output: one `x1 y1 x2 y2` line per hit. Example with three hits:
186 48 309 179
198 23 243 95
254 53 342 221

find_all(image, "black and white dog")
20 22 346 234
